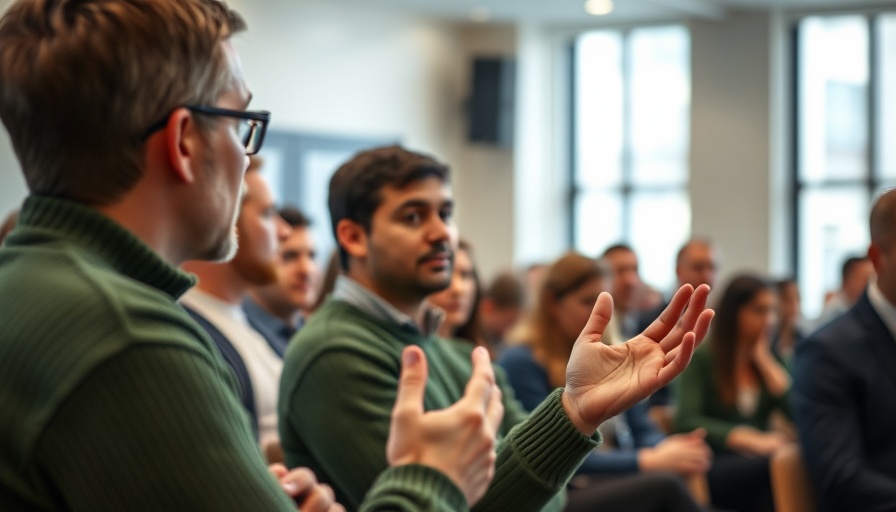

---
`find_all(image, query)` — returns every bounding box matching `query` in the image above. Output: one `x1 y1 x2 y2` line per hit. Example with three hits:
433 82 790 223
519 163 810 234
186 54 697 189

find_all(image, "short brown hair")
0 0 246 205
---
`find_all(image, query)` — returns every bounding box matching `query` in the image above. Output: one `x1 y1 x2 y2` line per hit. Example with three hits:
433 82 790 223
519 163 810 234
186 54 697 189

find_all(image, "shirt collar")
867 279 896 343
332 275 444 337
242 295 296 334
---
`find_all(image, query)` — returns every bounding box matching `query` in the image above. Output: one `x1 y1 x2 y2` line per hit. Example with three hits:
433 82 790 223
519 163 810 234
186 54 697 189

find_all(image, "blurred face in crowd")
738 288 777 345
230 172 290 285
677 242 718 290
552 277 606 345
843 259 874 303
428 246 476 333
777 281 801 328
604 248 640 313
253 225 320 318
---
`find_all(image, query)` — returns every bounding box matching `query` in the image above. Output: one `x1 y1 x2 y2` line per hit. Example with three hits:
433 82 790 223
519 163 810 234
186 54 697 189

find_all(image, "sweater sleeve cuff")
361 464 467 512
509 387 602 487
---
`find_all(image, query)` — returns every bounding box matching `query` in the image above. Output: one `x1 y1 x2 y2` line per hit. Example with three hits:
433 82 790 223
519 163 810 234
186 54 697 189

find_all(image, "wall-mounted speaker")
468 57 515 147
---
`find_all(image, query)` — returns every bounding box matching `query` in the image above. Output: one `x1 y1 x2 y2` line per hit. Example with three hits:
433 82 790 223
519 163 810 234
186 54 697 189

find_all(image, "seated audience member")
499 252 709 512
0 209 17 245
675 274 792 512
181 162 290 450
0 1 505 509
793 188 896 512
478 271 525 357
813 255 874 329
245 205 320 351
427 239 487 350
600 243 643 342
278 145 714 511
638 238 721 432
771 277 804 369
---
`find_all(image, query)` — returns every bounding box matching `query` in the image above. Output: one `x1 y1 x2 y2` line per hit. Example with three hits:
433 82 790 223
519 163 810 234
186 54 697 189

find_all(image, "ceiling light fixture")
470 7 491 22
584 0 614 16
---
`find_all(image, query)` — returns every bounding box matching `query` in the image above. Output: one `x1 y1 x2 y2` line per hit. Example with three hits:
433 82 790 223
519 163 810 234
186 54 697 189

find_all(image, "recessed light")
584 0 613 16
470 7 490 22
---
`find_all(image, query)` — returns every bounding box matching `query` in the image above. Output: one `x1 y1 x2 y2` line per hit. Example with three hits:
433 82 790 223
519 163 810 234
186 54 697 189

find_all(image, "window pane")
798 186 869 319
878 14 896 180
574 190 623 257
628 190 691 292
575 32 624 189
798 16 869 184
629 26 690 187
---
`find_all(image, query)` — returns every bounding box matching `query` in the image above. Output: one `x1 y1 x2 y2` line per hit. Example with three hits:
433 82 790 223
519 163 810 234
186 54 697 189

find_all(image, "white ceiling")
327 0 894 24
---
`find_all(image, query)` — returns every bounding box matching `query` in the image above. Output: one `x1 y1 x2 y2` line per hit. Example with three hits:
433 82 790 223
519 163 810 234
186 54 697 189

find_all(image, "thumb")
393 345 428 422
576 291 614 344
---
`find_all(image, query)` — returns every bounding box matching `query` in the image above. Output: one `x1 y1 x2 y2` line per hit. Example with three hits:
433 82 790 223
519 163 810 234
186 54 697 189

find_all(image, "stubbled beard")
204 202 241 263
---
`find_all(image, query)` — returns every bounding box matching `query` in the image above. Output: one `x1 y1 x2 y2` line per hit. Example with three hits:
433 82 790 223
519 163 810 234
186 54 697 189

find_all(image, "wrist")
561 388 599 436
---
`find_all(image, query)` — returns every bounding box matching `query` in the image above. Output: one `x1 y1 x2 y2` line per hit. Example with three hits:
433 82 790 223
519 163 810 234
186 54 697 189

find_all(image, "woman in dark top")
675 274 794 512
499 252 709 512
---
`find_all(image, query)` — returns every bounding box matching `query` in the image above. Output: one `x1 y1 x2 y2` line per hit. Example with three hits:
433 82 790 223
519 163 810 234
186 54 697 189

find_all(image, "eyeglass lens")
238 120 262 155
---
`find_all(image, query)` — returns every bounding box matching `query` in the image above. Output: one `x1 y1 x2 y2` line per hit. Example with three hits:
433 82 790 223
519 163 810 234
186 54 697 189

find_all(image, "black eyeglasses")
143 105 271 155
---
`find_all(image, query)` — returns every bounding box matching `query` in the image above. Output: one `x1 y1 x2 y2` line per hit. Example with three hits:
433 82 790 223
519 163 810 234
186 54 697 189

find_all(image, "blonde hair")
0 0 246 205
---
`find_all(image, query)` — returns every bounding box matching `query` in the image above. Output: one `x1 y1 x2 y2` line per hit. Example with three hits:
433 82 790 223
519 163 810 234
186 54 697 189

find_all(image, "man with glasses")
0 1 504 510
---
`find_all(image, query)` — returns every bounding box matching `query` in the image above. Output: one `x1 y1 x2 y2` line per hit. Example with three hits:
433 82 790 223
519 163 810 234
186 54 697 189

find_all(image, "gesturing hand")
562 284 714 436
386 345 504 507
268 464 345 512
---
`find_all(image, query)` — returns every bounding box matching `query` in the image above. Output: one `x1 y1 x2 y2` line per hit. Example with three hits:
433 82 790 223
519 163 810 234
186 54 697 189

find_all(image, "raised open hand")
386 345 504 507
562 284 714 435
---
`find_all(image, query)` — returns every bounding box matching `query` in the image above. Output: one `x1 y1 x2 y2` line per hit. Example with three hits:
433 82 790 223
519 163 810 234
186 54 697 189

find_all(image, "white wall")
452 24 517 281
230 0 465 162
689 10 776 287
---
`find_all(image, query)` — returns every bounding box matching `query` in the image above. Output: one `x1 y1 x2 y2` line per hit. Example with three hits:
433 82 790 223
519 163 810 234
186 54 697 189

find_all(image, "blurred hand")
387 345 504 507
563 284 715 435
727 426 791 457
639 429 712 476
268 464 345 512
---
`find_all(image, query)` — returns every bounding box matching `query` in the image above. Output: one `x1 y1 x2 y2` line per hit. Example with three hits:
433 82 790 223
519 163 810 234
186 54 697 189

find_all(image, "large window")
794 13 896 318
571 25 691 292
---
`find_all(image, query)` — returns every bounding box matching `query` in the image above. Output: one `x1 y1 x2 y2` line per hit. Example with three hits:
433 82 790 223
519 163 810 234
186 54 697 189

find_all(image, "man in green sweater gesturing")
279 145 715 511
0 1 507 511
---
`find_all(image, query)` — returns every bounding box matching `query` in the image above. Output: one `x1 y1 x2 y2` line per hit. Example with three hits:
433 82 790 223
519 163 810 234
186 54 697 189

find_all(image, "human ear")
336 219 368 262
164 108 201 184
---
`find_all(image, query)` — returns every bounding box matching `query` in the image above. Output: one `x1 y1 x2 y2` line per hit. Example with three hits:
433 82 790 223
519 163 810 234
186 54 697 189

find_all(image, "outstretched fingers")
642 284 695 343
658 284 711 352
657 332 697 388
663 309 715 365
575 291 614 345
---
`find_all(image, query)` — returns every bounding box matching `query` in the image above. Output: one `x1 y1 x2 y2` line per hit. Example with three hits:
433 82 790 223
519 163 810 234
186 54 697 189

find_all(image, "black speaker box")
468 57 515 146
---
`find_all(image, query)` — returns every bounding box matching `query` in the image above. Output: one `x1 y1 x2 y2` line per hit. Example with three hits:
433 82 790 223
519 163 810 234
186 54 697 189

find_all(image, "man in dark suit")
792 188 896 511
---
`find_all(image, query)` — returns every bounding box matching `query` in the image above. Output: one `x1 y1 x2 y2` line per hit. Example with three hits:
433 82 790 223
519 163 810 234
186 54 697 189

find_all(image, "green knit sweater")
673 343 791 452
279 298 601 512
0 195 463 511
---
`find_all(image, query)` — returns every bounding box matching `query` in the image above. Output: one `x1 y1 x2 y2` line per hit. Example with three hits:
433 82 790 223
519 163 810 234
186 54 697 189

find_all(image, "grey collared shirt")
331 275 444 337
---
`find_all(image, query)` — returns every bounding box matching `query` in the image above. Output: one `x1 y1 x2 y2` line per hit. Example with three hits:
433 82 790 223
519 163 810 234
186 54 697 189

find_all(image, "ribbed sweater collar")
15 195 196 299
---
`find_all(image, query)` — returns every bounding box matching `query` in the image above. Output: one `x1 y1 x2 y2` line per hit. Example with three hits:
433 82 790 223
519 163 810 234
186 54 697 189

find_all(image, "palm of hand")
565 335 668 424
562 284 714 434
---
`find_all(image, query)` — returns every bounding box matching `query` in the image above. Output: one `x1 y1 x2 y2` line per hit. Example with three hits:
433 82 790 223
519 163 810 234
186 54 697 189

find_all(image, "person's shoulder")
283 300 404 382
497 344 534 365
